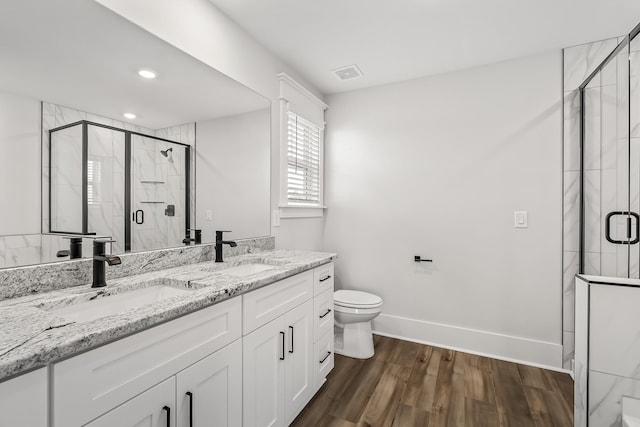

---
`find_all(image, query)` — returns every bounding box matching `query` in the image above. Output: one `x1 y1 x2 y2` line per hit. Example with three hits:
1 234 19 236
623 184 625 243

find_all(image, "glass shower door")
130 135 188 252
582 36 636 278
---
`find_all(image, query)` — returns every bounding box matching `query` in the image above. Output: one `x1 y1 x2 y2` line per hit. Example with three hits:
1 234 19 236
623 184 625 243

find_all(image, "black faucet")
182 229 202 245
92 239 121 288
215 230 237 263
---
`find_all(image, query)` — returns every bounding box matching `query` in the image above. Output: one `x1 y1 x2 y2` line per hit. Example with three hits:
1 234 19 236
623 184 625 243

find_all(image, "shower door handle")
605 211 640 244
133 209 144 225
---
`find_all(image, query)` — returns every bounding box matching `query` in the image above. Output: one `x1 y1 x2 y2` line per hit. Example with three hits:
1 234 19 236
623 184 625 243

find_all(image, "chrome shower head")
160 147 173 157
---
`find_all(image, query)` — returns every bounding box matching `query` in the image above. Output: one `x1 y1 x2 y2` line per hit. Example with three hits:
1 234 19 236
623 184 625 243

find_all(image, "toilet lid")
334 290 382 307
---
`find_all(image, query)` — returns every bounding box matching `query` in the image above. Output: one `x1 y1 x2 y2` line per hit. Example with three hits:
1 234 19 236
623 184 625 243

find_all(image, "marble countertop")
0 249 336 380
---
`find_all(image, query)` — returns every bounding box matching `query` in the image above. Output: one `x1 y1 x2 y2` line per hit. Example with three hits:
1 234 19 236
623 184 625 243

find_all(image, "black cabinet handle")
185 392 193 427
320 308 332 319
279 331 285 360
319 275 332 282
163 405 171 427
289 325 294 354
320 351 332 364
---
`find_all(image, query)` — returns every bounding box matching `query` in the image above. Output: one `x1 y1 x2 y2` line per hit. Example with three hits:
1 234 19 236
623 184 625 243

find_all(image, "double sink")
44 261 278 324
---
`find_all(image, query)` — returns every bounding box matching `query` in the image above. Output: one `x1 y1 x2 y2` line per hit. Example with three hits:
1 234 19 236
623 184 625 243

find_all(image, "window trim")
277 73 328 218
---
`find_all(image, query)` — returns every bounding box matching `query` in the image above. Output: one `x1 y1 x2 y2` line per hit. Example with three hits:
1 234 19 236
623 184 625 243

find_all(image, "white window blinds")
287 112 321 205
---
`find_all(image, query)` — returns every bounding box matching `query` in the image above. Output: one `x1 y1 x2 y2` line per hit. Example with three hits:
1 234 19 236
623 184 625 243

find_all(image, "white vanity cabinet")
242 262 334 426
1 259 335 427
0 368 47 427
53 296 242 427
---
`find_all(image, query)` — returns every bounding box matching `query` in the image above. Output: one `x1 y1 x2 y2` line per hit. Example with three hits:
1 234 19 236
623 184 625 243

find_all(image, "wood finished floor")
291 335 573 427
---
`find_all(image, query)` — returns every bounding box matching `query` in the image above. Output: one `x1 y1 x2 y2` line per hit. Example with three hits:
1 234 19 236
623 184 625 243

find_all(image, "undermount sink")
219 263 275 277
49 285 191 323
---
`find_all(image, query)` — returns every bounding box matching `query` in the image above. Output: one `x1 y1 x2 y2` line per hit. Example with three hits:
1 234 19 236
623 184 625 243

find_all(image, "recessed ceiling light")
138 69 156 79
123 113 136 119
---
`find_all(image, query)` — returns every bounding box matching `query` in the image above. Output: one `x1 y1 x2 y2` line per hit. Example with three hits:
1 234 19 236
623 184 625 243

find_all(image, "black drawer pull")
185 392 193 427
319 275 332 282
163 405 171 427
320 351 332 364
280 331 285 360
289 325 294 354
320 308 332 319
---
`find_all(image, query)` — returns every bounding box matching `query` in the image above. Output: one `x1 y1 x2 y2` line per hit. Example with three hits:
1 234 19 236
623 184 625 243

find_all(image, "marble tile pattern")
0 247 335 380
0 236 275 300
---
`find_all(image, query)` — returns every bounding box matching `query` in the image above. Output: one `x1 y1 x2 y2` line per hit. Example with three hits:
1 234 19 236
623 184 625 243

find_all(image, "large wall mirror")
0 0 271 269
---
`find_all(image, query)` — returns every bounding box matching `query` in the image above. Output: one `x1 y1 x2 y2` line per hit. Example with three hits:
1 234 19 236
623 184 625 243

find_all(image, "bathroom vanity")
0 242 336 427
574 274 640 426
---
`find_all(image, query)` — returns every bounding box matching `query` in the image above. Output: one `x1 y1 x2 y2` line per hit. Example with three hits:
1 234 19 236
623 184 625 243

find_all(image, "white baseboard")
372 313 566 373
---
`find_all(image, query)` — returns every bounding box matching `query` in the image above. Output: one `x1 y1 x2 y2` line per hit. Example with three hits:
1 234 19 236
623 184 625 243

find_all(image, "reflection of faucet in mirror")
56 237 83 259
92 239 121 288
182 229 202 245
215 230 237 263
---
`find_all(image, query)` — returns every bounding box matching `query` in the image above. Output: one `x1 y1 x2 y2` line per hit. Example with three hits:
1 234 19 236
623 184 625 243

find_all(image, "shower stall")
579 25 640 278
49 120 190 254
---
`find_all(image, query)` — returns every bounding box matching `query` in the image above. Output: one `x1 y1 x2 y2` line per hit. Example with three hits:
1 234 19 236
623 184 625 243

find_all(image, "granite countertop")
0 249 336 380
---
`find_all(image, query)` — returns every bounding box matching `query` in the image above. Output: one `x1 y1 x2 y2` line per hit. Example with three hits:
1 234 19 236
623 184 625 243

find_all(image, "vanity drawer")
53 296 241 427
243 270 313 335
313 262 334 296
314 329 334 391
314 287 334 339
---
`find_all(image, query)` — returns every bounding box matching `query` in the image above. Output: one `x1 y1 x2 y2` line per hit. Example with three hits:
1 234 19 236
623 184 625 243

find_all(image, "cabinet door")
176 339 242 427
0 368 47 427
243 316 286 427
85 377 175 427
284 299 314 424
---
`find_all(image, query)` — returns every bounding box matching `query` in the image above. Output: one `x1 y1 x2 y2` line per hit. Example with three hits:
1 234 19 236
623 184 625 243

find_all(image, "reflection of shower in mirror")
160 147 173 158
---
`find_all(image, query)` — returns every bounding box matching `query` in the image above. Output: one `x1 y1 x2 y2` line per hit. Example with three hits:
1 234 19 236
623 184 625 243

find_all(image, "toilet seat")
334 290 383 308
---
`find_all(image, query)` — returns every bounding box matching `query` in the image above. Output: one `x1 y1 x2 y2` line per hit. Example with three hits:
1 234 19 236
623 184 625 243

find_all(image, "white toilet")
333 290 383 359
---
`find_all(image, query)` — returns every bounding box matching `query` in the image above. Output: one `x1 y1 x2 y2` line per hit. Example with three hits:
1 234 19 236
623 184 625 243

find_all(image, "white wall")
324 51 564 368
196 109 271 242
95 0 326 251
0 91 41 235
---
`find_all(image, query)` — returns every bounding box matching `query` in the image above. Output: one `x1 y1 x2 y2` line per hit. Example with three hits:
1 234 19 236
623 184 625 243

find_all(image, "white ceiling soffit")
209 0 640 94
0 0 268 129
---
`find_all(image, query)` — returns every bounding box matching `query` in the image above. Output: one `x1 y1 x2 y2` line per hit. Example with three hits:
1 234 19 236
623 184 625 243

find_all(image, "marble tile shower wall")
563 37 619 370
155 123 196 247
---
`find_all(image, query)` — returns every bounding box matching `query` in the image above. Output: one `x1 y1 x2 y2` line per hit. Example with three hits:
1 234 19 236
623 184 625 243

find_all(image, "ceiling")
0 0 268 129
209 0 640 94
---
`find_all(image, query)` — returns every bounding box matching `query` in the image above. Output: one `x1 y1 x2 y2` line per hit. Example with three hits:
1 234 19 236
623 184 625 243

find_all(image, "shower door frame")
48 120 191 251
578 22 640 275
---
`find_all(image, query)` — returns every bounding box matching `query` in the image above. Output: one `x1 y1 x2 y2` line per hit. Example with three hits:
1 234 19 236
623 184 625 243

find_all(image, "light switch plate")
205 210 213 221
514 211 528 228
272 210 280 227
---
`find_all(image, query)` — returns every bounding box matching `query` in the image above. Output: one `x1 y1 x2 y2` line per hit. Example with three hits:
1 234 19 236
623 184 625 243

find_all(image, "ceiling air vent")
332 64 363 81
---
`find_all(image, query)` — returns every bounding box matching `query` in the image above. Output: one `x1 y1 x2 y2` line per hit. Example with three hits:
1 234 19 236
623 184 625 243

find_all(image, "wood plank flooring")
291 335 573 427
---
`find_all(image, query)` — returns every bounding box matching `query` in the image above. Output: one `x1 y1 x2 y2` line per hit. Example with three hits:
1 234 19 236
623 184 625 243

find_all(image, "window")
278 73 327 218
287 112 321 206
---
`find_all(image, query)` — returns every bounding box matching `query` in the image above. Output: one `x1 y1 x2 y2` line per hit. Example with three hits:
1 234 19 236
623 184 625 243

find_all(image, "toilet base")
334 320 374 359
